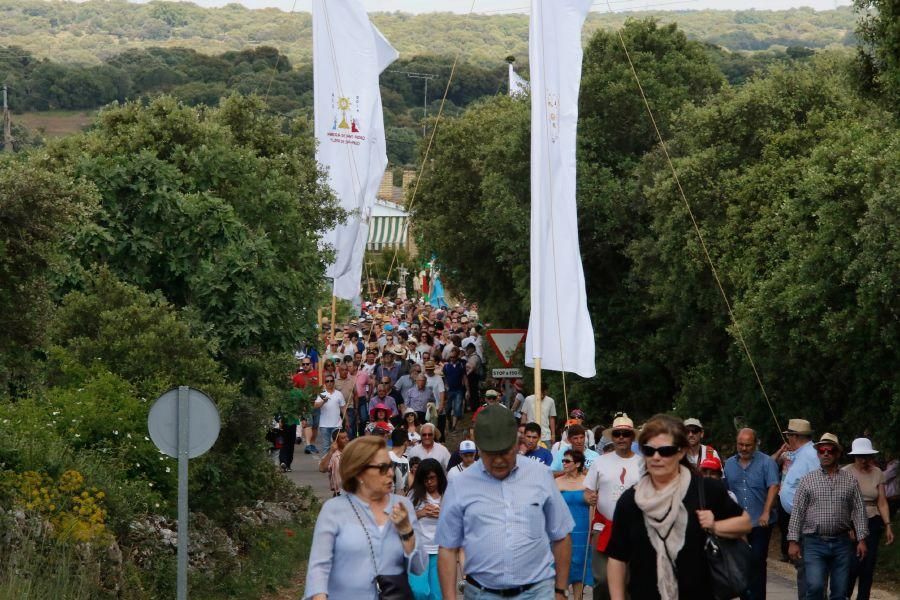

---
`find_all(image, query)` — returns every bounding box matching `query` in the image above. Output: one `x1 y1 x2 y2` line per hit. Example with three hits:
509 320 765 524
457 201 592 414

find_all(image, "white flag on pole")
525 0 596 378
314 0 398 300
509 63 529 97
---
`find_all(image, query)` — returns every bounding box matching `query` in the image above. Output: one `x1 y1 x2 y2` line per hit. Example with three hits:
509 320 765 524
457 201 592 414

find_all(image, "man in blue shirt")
777 418 818 599
550 424 600 473
521 422 553 466
442 347 468 432
436 405 573 599
725 428 780 600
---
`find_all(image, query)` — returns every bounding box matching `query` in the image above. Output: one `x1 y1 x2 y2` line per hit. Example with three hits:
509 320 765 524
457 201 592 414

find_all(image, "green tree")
854 0 900 107
45 94 341 360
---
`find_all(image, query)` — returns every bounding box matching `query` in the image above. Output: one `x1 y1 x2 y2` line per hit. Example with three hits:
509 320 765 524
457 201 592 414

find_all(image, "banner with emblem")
525 0 596 378
314 0 398 299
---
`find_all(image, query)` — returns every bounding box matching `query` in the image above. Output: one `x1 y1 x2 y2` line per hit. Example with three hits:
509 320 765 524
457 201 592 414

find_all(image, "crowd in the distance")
288 296 898 600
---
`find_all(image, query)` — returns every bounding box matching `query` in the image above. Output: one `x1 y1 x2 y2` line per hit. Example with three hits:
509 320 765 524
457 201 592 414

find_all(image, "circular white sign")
148 387 220 459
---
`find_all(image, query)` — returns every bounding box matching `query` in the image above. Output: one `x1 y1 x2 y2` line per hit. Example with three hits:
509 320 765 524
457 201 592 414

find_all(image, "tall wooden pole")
2 85 11 153
534 357 542 438
330 295 337 341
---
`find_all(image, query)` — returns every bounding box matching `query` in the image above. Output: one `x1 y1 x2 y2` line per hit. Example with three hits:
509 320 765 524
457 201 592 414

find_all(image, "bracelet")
398 529 415 541
555 588 567 596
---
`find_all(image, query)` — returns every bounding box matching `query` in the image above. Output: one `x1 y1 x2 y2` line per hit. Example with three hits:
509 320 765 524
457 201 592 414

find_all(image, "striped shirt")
435 454 574 589
787 467 869 541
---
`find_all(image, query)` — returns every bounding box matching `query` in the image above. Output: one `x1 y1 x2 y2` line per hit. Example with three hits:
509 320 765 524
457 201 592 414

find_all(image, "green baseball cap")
474 405 518 452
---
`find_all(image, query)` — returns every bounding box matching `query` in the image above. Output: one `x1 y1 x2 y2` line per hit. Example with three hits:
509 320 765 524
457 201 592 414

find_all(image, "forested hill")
0 0 856 65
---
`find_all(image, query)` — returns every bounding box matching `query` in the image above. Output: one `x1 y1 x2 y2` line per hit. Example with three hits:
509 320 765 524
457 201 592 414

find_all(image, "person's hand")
849 529 857 542
884 524 894 545
696 509 715 530
758 514 770 528
428 504 441 518
391 502 413 533
856 539 867 560
788 541 802 562
585 490 598 506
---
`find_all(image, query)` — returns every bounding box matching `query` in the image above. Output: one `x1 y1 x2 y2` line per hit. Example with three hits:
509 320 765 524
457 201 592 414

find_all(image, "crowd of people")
294 297 897 600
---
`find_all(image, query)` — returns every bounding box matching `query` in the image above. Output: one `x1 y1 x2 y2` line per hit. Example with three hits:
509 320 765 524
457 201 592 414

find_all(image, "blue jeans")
448 390 465 418
320 426 338 455
464 577 554 600
741 525 772 600
802 534 853 600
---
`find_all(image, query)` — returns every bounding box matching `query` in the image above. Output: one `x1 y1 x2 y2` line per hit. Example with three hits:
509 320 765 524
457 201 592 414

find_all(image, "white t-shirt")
687 444 721 466
425 374 445 399
521 395 557 441
447 462 472 483
406 442 451 471
410 492 441 554
316 389 346 428
584 452 645 519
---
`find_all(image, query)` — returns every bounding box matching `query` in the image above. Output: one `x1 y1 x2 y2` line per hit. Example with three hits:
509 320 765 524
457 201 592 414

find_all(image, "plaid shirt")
787 467 868 541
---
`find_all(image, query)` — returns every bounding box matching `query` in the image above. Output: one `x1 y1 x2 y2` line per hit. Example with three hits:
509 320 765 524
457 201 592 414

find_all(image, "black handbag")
697 478 753 600
346 495 414 600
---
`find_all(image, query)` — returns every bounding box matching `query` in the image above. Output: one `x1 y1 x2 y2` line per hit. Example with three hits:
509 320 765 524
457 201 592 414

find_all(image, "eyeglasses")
421 433 434 438
817 446 837 456
365 463 392 475
324 379 334 383
302 362 311 366
611 430 633 438
641 444 681 458
561 458 574 464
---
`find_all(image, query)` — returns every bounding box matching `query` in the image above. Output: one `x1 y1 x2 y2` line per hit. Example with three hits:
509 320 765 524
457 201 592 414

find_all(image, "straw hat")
813 432 842 451
782 419 814 436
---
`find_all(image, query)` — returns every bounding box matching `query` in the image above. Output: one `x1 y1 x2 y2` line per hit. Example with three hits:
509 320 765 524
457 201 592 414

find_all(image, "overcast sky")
180 0 852 13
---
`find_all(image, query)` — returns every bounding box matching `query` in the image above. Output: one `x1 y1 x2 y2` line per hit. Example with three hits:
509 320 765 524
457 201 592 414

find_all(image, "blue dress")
560 489 594 586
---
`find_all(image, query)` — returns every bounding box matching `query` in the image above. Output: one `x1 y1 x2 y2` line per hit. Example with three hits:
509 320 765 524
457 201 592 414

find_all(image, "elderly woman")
844 438 895 600
606 414 751 600
305 436 426 599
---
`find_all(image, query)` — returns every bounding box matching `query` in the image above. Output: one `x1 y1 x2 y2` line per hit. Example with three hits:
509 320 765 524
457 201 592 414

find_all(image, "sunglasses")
611 430 633 438
302 362 311 366
324 379 334 383
421 433 434 438
561 458 574 464
641 444 681 458
365 463 392 475
686 428 702 434
817 446 837 456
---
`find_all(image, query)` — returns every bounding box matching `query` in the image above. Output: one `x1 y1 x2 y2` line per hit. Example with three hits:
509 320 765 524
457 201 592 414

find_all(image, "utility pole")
388 70 436 138
2 85 11 153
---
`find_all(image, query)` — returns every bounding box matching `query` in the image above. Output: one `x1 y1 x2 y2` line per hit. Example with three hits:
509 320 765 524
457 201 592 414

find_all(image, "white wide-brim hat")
848 437 879 456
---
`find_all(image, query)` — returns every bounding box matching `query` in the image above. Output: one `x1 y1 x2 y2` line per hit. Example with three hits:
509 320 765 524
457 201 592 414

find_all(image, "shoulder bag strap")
697 473 707 511
346 495 379 579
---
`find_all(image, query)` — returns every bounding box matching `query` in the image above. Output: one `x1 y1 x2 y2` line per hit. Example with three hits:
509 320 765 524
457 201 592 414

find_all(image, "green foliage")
45 94 340 356
854 0 900 108
0 155 97 392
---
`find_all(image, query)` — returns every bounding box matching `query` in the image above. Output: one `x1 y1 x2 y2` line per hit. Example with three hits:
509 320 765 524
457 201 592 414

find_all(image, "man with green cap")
435 404 574 600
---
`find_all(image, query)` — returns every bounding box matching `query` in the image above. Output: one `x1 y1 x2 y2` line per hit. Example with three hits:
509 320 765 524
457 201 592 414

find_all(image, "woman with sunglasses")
555 449 593 599
605 414 751 600
305 436 426 600
407 458 447 599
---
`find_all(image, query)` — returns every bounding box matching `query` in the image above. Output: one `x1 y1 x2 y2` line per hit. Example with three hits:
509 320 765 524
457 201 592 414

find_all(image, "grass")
875 535 900 588
0 530 102 600
16 111 95 137
192 519 314 600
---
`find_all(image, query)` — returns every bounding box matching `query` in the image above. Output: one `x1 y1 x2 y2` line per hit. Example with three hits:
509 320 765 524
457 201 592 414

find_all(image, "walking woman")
305 436 426 599
555 448 594 598
844 438 895 600
407 458 447 600
606 414 751 600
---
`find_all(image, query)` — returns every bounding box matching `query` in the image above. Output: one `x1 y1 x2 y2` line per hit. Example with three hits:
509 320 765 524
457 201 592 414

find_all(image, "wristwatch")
398 529 415 541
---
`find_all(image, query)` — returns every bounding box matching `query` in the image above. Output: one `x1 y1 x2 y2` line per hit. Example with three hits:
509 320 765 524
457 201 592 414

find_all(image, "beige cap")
611 413 634 431
683 418 704 429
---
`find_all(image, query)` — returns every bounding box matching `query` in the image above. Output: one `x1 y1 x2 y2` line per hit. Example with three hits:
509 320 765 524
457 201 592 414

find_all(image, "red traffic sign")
485 329 527 367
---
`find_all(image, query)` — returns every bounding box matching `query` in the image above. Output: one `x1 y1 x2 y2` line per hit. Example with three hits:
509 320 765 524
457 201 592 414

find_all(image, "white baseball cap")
459 440 477 454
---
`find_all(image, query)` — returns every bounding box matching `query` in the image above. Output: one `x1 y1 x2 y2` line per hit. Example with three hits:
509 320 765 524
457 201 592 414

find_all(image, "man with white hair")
406 422 451 471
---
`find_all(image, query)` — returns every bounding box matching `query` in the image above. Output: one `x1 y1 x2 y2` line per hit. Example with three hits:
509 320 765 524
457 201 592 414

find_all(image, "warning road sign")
485 329 527 367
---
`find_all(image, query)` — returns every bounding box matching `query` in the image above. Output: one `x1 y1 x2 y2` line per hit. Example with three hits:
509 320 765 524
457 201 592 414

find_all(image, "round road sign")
148 387 220 459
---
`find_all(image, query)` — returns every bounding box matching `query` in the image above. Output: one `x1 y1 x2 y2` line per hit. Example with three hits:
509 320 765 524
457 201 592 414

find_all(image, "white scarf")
633 465 692 600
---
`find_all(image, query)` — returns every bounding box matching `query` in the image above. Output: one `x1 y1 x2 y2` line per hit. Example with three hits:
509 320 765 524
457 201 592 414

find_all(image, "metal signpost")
148 386 220 600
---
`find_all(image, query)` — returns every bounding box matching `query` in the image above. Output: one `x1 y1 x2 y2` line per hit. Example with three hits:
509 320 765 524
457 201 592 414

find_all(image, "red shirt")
292 370 319 389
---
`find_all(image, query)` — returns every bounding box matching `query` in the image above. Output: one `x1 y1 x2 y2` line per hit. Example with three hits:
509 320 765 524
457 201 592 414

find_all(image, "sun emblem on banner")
331 93 363 134
546 93 560 143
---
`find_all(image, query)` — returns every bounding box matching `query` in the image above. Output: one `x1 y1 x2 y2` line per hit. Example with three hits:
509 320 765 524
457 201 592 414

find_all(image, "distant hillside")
0 0 858 66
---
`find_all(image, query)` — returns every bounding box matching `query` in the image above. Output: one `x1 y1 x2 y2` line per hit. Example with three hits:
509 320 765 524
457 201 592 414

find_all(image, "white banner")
508 62 529 97
525 0 596 378
314 0 398 299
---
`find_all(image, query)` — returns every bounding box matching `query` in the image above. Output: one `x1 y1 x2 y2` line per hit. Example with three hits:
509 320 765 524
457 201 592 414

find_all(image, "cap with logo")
459 440 477 454
474 404 518 452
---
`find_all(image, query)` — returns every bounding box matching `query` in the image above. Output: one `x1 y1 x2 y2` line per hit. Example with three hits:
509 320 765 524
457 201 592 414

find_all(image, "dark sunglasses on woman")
641 444 680 458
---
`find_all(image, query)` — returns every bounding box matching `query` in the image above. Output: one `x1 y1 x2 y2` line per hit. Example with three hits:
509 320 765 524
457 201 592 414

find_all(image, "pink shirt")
355 369 370 399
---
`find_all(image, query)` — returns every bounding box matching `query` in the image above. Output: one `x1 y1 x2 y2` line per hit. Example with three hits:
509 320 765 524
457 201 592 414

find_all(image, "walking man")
779 418 819 598
787 433 868 600
436 405 574 599
724 428 780 600
583 413 644 600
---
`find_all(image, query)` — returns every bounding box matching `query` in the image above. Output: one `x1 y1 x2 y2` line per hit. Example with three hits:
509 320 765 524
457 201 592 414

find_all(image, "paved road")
280 441 897 600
